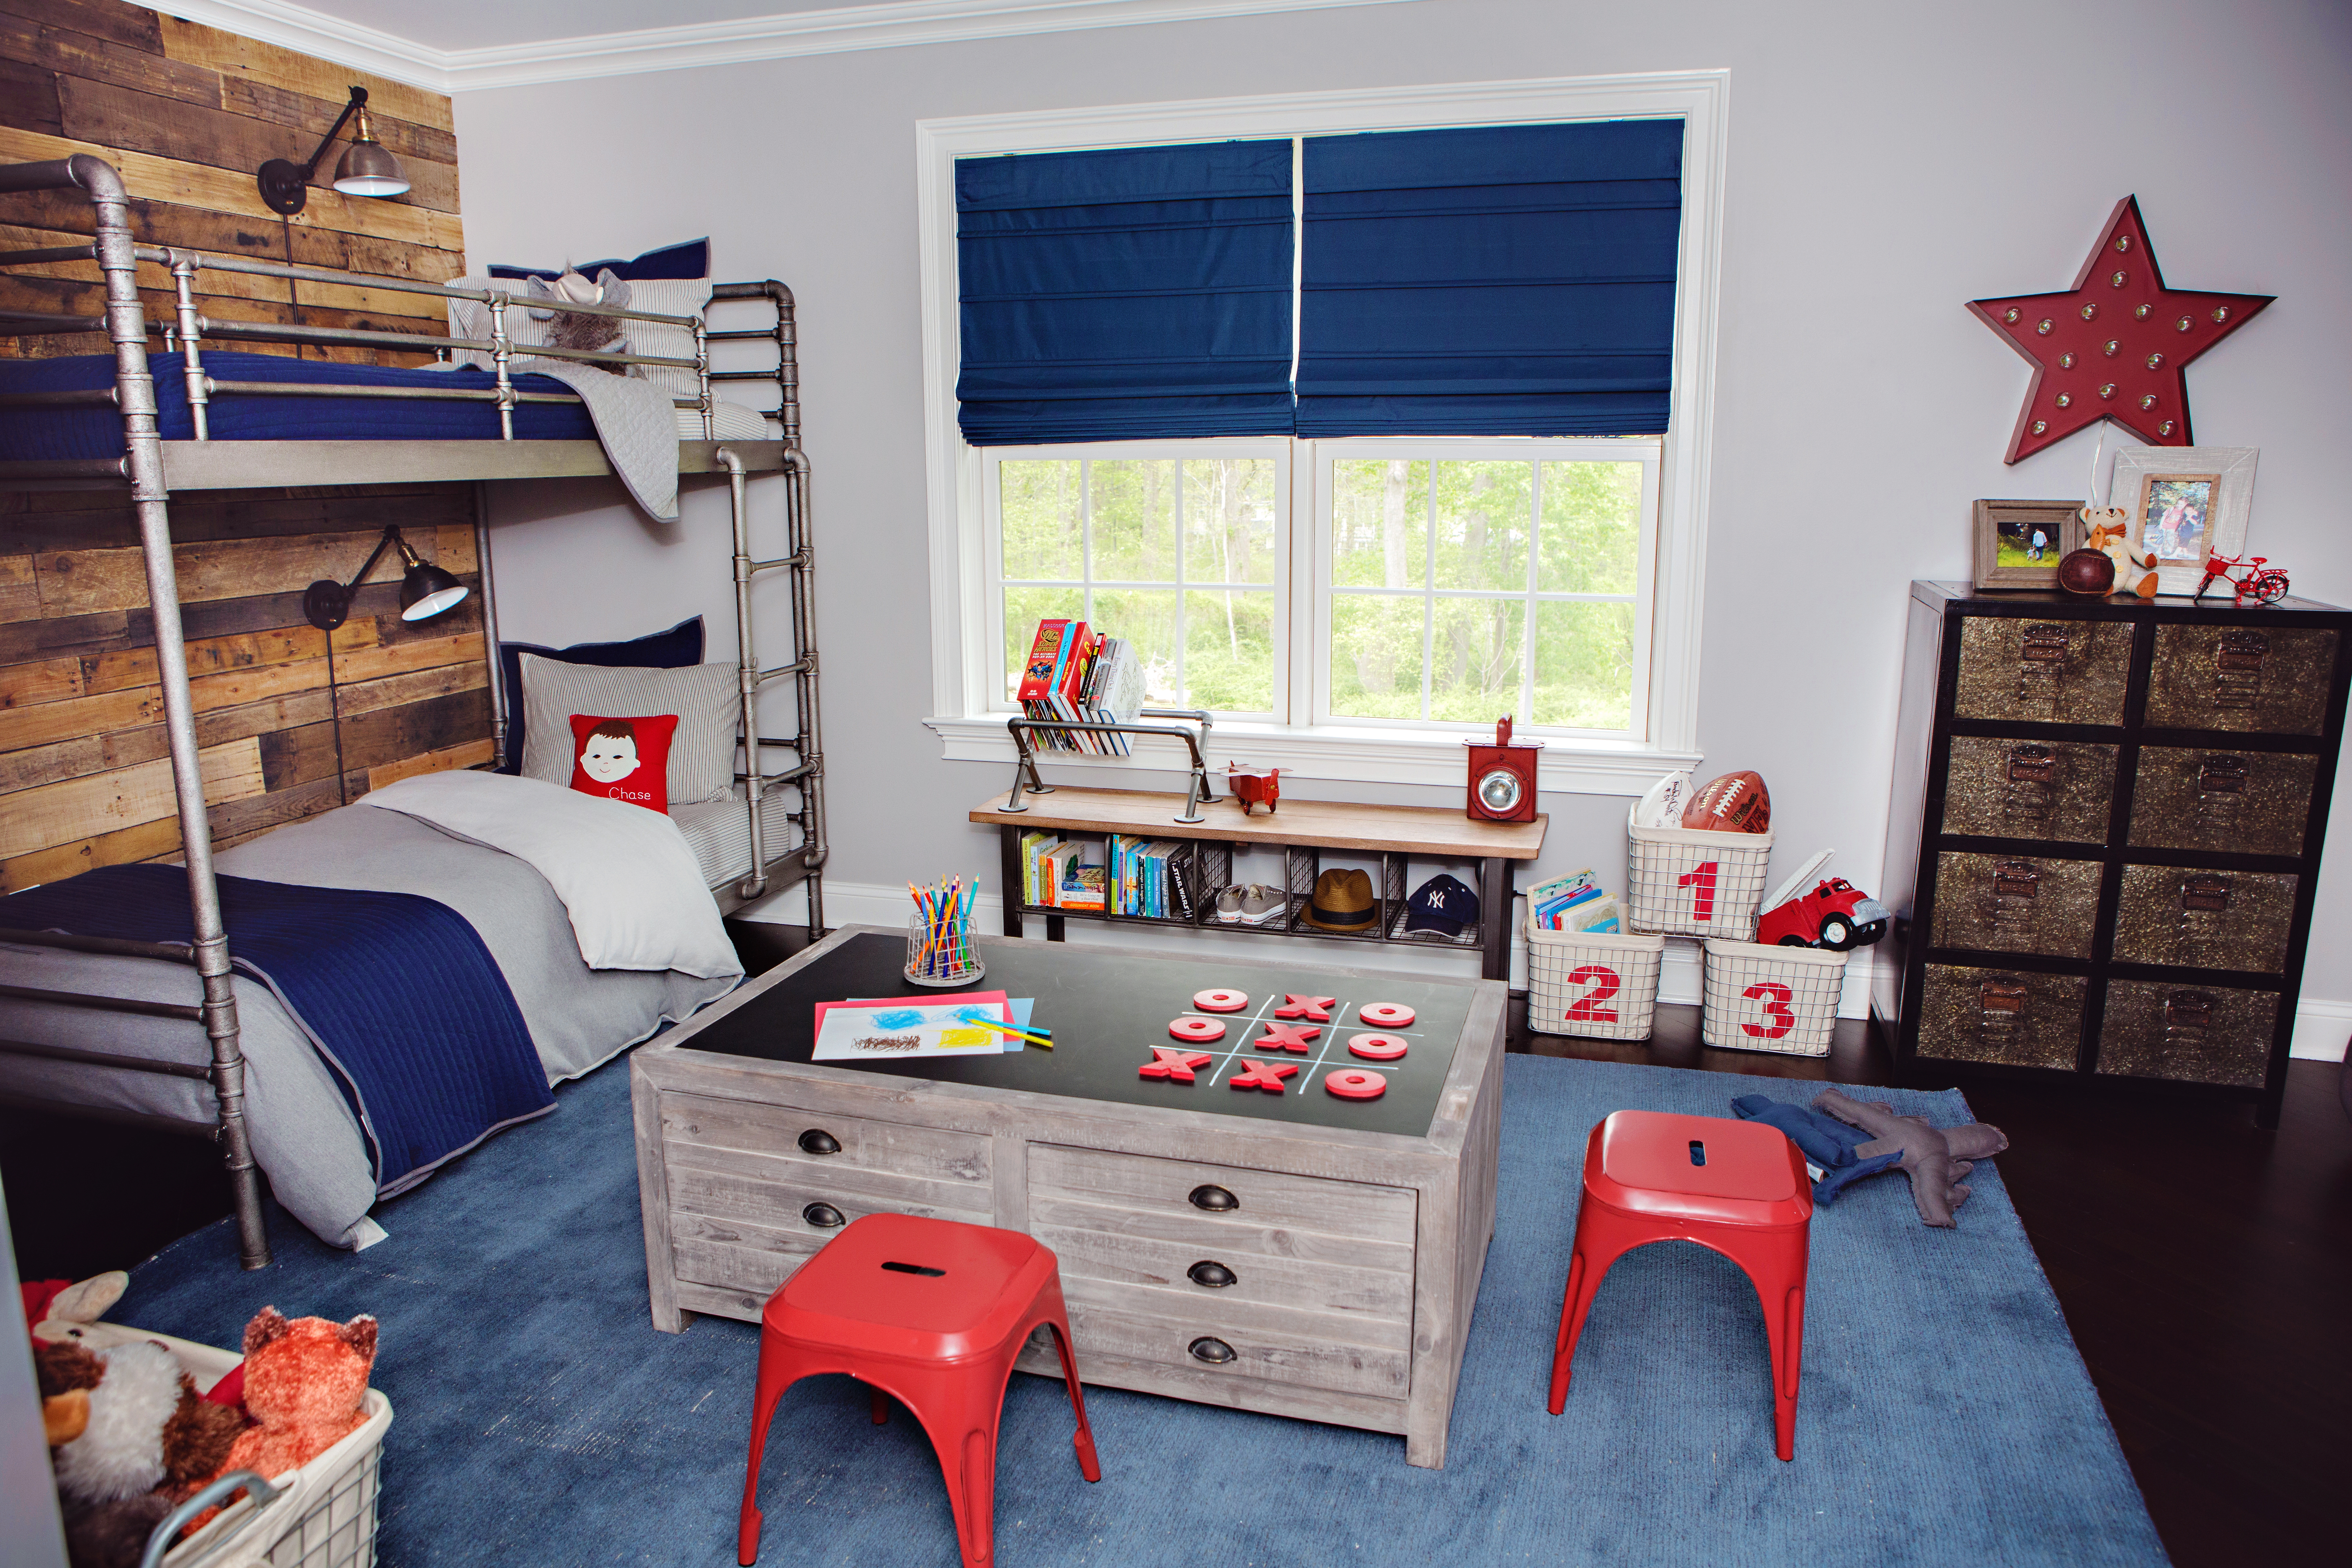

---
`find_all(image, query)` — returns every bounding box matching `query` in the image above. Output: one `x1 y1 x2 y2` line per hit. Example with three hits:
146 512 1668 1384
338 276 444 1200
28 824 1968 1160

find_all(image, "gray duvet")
0 804 735 1249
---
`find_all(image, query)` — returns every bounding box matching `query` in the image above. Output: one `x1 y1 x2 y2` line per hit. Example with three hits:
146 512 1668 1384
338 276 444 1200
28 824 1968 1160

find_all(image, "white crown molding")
138 0 1427 95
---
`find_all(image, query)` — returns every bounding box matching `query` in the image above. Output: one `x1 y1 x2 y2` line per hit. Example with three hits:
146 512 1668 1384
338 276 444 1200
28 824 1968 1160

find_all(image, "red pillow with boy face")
566 713 677 813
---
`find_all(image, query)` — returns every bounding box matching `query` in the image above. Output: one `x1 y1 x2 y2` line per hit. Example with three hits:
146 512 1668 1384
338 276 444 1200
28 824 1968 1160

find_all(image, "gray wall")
451 0 2352 1037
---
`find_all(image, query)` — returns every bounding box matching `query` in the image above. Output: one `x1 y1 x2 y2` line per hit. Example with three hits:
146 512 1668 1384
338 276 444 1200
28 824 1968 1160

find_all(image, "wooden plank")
256 686 486 790
334 658 485 720
0 681 156 751
0 58 61 136
56 76 462 216
2 485 470 554
204 768 345 842
0 185 466 284
0 811 177 892
37 529 437 615
0 270 450 356
0 221 446 323
0 607 127 664
0 733 262 859
154 15 452 134
633 1071 686 1332
217 75 457 172
0 553 40 622
362 735 488 791
0 11 223 109
328 630 481 686
0 654 83 708
80 622 345 695
0 683 334 792
0 0 165 54
971 785 1550 860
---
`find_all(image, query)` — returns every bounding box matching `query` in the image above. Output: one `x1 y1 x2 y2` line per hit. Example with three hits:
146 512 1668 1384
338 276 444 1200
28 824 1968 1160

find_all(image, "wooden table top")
970 785 1548 859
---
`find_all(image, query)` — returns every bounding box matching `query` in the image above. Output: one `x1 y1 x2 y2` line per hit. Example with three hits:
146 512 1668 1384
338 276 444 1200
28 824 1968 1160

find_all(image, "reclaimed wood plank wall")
0 0 491 891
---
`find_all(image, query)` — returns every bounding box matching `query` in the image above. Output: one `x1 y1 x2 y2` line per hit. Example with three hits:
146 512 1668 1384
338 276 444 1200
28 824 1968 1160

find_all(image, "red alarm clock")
1465 716 1542 822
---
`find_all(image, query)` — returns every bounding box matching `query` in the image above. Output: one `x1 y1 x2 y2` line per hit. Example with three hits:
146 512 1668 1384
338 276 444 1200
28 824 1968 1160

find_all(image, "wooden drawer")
1027 1144 1417 1260
2127 748 2316 857
1940 737 2117 844
1035 1202 1414 1330
2144 626 2337 734
2096 980 2278 1087
2110 866 2296 973
1929 853 2102 958
1953 618 2132 726
1915 966 2086 1070
1058 1284 1412 1400
660 1093 993 1298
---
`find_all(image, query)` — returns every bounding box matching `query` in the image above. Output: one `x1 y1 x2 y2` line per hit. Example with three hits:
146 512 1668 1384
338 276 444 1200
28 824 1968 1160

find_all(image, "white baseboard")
742 879 2352 1063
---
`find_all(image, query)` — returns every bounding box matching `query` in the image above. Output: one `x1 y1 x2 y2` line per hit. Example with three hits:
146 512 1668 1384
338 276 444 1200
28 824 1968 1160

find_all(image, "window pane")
1531 600 1636 731
1331 458 1428 588
1537 460 1644 594
1432 461 1530 592
1089 588 1182 705
1089 459 1178 583
1183 589 1275 713
1003 585 1085 702
1182 458 1279 585
1327 593 1428 719
999 460 1083 580
1428 597 1525 723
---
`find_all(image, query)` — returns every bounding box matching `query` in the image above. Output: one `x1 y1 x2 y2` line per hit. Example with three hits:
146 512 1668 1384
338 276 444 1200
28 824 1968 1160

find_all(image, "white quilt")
360 773 740 980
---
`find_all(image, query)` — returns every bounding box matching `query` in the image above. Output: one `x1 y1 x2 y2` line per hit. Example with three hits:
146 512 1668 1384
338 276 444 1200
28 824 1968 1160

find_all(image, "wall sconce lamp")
303 527 469 632
257 86 410 216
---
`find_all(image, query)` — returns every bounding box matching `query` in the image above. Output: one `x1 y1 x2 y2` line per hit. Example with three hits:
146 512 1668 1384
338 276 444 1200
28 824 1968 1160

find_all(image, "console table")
970 786 1548 982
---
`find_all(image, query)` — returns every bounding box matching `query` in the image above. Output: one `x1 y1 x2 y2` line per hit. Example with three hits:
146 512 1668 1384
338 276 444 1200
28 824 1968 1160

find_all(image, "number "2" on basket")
1678 861 1718 922
1742 981 1794 1039
1562 964 1621 1023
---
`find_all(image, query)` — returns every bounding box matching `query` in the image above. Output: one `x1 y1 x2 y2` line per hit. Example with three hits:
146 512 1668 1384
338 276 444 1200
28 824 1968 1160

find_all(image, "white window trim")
917 69 1730 797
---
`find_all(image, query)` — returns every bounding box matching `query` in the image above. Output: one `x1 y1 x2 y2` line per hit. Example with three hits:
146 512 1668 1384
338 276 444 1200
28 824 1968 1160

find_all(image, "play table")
630 925 1506 1467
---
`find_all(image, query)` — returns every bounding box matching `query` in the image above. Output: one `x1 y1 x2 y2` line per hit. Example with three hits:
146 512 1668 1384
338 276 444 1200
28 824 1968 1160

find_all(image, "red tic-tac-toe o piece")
1192 988 1250 1013
1138 1048 1214 1083
1358 1002 1415 1028
1325 1068 1388 1100
1255 1022 1322 1054
1348 1032 1408 1061
1230 1059 1297 1093
1168 1015 1227 1044
1274 994 1336 1021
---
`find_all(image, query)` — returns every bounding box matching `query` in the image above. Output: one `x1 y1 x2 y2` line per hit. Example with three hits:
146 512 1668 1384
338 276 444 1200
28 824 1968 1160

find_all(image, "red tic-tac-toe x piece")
1230 1060 1297 1093
1139 1048 1214 1082
1256 1022 1321 1053
1274 994 1336 1021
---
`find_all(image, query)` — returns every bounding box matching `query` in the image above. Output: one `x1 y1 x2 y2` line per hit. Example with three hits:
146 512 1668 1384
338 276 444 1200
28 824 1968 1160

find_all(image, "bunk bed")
0 154 826 1267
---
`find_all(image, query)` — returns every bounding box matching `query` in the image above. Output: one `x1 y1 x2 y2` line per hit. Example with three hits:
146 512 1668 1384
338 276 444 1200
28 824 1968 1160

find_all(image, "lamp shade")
333 137 408 198
399 561 468 622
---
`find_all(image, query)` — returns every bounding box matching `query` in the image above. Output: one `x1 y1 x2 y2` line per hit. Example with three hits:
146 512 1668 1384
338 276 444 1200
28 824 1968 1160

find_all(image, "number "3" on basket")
1561 964 1621 1023
1741 981 1795 1039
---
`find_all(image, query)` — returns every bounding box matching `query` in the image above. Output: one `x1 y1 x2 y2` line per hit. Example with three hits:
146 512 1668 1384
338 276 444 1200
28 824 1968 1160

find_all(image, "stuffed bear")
2083 505 2158 598
40 1337 245 1568
201 1308 378 1498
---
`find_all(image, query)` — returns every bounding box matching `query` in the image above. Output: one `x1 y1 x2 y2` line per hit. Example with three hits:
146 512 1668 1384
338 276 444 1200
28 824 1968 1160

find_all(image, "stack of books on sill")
1017 618 1145 753
1016 831 1200 921
1530 869 1621 933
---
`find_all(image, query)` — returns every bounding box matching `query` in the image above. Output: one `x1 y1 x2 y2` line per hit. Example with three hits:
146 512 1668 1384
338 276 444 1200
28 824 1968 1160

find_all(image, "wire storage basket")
151 1331 392 1568
1626 804 1776 940
1526 920 1668 1040
1699 938 1849 1057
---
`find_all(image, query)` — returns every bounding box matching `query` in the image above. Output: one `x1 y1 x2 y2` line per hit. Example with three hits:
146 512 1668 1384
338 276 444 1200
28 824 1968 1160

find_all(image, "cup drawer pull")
802 1202 846 1229
1188 1184 1239 1212
798 1129 842 1155
1187 1260 1237 1289
1189 1336 1237 1365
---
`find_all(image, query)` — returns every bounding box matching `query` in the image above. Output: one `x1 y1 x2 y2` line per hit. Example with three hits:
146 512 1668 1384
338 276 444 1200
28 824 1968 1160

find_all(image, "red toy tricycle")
2194 551 2290 606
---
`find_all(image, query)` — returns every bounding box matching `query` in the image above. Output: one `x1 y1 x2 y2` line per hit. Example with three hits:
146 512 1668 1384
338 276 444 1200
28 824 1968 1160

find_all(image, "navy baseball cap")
1404 873 1479 936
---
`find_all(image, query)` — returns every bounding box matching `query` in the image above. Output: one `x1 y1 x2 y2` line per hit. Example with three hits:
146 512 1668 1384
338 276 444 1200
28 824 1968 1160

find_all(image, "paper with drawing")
812 991 1016 1060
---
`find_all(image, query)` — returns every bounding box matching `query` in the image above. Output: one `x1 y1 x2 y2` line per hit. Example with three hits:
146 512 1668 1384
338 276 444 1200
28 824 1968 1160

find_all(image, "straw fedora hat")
1301 867 1378 933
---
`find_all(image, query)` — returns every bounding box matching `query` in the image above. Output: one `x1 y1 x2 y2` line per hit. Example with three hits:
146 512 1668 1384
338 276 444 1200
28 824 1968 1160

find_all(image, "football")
1682 771 1772 834
2057 548 2116 597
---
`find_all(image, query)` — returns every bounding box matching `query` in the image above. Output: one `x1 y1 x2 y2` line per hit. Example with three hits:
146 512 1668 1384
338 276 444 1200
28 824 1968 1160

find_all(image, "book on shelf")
1016 619 1146 754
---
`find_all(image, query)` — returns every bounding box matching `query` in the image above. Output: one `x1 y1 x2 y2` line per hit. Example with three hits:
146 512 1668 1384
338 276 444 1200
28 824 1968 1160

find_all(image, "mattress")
672 787 803 888
0 352 777 460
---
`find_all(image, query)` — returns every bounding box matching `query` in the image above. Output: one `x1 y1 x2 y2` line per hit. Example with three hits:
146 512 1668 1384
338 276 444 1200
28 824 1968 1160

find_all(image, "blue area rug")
116 1054 2167 1567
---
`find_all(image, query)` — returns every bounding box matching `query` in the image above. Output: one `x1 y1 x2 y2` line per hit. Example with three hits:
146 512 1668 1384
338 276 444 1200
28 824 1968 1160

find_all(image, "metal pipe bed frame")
0 154 826 1268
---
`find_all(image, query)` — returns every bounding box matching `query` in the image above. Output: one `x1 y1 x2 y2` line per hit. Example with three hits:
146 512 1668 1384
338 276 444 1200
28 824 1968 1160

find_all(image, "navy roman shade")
1295 120 1684 437
955 141 1296 445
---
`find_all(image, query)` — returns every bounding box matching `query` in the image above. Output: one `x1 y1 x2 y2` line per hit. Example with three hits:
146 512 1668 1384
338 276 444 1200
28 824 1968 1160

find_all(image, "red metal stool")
1546 1109 1813 1460
737 1213 1102 1566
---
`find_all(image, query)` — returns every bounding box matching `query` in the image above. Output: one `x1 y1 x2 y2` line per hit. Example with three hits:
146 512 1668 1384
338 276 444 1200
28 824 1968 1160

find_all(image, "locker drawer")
2110 866 2296 973
1915 966 2086 1070
2144 625 2336 734
1929 853 2102 958
1953 618 2132 726
1940 737 2118 844
2126 748 2316 857
2096 981 2278 1087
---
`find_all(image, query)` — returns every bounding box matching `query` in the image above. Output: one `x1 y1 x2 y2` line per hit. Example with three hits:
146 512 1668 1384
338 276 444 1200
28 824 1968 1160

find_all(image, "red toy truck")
1756 851 1890 952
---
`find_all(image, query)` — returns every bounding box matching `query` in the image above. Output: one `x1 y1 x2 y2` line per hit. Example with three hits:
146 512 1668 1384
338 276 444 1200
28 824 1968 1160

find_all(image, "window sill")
924 715 1698 798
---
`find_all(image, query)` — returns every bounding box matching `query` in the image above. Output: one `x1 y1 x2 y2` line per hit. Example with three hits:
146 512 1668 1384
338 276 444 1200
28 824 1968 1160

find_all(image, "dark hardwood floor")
7 971 2344 1567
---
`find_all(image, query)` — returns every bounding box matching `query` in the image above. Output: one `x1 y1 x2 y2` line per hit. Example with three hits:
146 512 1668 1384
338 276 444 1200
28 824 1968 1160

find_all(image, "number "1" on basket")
1562 964 1621 1023
1742 981 1795 1039
1678 861 1719 922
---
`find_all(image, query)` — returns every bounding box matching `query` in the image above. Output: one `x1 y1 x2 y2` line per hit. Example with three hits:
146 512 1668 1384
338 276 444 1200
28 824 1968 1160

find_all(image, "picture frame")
1972 499 2085 590
2107 445 2258 596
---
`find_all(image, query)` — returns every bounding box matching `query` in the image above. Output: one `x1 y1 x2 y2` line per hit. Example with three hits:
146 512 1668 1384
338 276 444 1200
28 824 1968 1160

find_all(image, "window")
921 74 1728 794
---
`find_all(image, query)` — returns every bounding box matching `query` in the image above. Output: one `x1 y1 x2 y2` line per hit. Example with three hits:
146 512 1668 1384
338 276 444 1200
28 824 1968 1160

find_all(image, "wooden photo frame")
2108 446 2258 596
1972 499 2085 590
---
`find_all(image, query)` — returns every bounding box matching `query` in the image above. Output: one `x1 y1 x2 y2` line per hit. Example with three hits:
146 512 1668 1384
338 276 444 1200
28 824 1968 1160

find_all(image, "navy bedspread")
0 864 552 1195
0 351 599 461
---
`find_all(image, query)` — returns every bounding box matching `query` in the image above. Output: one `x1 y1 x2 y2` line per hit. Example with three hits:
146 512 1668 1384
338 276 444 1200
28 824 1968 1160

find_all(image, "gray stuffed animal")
1813 1088 2009 1228
523 267 630 353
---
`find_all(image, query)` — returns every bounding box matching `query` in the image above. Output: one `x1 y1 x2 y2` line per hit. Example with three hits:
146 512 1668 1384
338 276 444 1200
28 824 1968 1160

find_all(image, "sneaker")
1213 885 1247 924
1236 884 1286 926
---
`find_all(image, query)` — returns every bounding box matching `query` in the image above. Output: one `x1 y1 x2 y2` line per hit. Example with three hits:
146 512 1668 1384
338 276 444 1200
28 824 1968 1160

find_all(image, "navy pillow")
488 238 710 283
497 617 705 775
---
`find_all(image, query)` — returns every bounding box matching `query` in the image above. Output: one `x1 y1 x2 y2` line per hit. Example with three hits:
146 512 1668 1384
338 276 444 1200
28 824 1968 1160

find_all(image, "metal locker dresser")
1876 581 2352 1127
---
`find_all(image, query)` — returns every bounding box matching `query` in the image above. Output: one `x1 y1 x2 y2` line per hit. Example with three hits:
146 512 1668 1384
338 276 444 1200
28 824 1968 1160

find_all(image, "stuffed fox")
2083 506 2158 598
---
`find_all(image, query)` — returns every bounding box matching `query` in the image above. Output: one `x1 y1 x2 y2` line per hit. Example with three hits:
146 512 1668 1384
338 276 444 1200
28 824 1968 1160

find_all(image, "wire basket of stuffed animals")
151 1331 392 1568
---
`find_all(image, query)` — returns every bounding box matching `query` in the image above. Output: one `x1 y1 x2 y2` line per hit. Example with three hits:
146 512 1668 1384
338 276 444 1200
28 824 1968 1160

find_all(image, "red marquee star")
1968 196 2272 463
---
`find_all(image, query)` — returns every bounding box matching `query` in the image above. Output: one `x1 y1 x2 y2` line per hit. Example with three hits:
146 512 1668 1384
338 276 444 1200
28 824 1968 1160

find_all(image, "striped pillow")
519 654 738 805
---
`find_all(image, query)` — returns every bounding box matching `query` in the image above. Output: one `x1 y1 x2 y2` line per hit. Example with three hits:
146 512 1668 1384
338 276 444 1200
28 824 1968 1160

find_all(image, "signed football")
1682 771 1771 834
